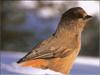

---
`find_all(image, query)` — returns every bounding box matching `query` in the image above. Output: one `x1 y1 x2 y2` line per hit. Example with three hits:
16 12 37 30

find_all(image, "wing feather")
17 36 74 63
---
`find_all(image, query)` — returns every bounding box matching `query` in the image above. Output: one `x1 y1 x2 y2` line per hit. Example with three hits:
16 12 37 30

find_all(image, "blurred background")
1 0 99 57
0 0 99 75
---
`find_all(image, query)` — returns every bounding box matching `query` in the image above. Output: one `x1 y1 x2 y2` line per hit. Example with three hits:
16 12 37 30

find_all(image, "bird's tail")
17 58 25 63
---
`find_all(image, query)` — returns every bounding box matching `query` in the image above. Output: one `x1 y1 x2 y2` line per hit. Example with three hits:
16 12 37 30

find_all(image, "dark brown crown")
62 7 91 19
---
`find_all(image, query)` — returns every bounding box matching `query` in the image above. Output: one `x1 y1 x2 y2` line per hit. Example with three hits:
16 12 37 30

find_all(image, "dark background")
0 1 99 57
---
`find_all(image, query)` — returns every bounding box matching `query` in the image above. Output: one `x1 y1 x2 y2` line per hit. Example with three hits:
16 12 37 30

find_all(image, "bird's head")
59 7 92 32
62 7 92 22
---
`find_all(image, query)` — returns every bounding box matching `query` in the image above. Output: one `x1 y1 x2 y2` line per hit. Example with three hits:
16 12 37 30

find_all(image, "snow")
1 63 63 75
0 52 99 75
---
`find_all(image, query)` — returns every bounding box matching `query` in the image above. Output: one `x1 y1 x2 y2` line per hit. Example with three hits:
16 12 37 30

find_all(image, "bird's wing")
17 37 74 63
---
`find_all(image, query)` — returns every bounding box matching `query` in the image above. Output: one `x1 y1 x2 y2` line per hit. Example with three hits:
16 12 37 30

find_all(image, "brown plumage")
17 7 92 74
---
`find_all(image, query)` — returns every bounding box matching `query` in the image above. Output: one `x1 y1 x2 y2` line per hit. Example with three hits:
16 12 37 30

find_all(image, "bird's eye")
77 13 84 18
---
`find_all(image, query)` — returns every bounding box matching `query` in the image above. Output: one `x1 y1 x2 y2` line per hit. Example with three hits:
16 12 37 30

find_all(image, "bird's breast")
52 33 81 51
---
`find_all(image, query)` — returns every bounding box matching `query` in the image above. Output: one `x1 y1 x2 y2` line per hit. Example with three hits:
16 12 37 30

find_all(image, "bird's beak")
84 15 92 20
86 15 92 19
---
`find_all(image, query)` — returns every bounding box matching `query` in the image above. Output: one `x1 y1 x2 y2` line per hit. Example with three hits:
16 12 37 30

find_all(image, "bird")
17 7 92 75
